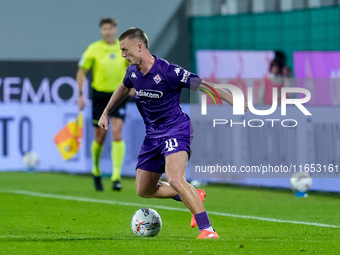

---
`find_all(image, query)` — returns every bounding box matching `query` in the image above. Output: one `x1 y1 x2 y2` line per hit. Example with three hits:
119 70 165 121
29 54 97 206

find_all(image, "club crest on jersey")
153 74 162 84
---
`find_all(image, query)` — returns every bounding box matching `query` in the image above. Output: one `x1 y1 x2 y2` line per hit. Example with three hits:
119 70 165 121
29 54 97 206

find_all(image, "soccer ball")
290 172 312 193
131 208 162 237
190 180 208 187
23 151 39 168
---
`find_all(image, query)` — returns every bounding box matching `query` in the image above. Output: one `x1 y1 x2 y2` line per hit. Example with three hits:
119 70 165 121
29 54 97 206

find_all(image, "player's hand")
77 95 85 111
98 113 109 131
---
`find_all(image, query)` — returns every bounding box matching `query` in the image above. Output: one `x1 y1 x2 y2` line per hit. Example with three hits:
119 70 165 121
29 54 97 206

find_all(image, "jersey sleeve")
78 44 95 70
166 63 202 90
123 67 133 88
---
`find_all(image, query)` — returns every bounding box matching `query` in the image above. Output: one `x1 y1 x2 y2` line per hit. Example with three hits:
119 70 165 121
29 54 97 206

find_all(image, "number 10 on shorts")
165 138 178 152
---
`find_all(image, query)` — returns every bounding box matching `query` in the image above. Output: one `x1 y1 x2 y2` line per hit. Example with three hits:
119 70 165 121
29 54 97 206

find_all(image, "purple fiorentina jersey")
123 55 201 138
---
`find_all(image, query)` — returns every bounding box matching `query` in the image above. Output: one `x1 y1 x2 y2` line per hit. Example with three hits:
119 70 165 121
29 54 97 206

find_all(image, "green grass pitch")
0 172 339 255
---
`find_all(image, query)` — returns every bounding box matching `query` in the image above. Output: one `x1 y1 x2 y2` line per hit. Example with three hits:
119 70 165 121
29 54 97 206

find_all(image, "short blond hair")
119 27 149 49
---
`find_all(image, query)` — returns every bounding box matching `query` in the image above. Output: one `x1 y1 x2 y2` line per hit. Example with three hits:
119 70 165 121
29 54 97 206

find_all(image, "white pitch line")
1 189 340 229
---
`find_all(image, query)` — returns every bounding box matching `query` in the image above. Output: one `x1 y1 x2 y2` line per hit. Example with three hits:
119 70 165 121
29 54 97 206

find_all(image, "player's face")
100 23 117 43
120 38 142 65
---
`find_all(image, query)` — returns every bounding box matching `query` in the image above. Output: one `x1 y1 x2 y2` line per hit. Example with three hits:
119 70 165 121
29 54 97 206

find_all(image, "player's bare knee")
136 186 153 198
112 130 122 141
95 129 106 145
95 137 105 145
136 187 146 198
113 136 122 142
136 190 145 198
167 178 185 193
136 190 152 198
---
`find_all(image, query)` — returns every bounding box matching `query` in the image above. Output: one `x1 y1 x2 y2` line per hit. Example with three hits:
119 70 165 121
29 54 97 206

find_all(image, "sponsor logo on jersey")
181 70 190 83
110 53 115 59
134 89 163 99
131 72 137 78
153 74 162 84
174 67 180 76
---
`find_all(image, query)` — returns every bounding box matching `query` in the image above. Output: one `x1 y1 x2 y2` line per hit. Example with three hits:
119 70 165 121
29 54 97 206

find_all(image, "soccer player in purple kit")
99 27 247 238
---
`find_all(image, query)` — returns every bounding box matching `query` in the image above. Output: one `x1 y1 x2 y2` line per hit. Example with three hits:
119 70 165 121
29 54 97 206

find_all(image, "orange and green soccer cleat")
197 230 219 239
191 189 207 228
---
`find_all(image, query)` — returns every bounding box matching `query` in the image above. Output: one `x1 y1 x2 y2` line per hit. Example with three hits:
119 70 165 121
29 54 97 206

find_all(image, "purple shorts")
136 136 191 173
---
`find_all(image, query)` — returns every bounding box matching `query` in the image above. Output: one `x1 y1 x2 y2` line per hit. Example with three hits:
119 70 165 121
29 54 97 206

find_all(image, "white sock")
202 226 214 232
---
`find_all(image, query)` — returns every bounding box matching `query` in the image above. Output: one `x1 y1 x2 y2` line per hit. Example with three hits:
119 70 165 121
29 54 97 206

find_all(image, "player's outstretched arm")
98 83 131 130
199 80 248 112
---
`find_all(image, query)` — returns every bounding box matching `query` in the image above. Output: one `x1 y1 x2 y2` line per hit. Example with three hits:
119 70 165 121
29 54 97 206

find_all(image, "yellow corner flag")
54 112 83 160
